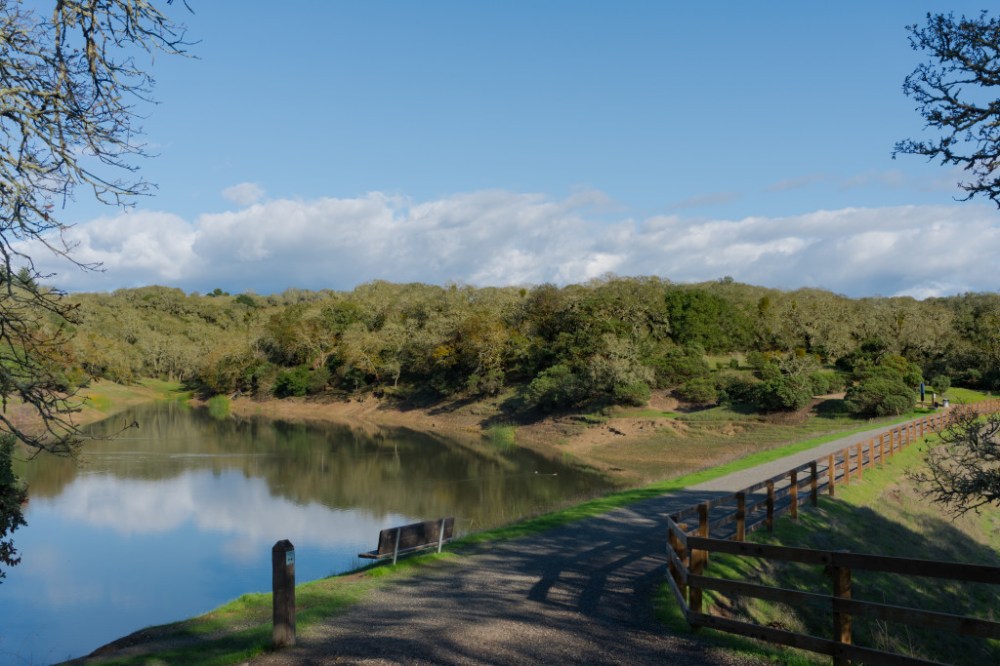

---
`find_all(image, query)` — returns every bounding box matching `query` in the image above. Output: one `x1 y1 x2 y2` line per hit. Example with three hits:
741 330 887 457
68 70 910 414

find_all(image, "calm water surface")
1 403 611 664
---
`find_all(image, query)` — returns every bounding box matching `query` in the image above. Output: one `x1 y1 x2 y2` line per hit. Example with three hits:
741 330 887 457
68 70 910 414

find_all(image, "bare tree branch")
895 11 1000 207
911 405 1000 515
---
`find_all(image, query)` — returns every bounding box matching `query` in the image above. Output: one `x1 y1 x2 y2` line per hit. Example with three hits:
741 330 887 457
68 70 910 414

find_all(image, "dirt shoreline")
208 391 686 483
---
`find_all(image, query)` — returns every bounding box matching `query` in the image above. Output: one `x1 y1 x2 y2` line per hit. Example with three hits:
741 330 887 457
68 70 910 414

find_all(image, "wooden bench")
358 517 455 565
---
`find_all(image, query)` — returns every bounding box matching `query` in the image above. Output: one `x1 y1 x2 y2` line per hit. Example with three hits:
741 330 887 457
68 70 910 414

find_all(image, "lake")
1 402 611 664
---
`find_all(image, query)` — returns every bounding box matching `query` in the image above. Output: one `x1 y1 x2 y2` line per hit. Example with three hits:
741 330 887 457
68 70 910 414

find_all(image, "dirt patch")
225 394 487 447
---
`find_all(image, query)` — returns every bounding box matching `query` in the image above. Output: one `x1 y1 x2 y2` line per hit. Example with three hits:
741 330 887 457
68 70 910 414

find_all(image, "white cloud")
42 470 411 555
221 181 265 206
23 191 1000 298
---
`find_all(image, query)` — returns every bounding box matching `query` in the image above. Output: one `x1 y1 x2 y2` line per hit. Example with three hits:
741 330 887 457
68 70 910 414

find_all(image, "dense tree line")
56 277 1000 417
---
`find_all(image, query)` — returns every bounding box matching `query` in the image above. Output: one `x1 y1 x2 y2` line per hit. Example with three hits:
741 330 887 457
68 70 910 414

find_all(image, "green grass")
486 422 517 450
81 379 190 415
945 386 993 404
613 407 679 419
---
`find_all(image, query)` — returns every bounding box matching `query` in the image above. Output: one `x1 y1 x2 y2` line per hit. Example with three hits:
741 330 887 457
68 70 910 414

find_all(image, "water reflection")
3 403 610 664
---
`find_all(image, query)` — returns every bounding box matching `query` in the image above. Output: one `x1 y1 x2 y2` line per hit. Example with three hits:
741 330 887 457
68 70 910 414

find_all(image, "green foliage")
676 377 718 404
234 293 257 308
274 365 330 398
487 423 517 450
521 363 585 412
844 376 916 416
754 375 814 411
612 381 651 406
844 353 921 417
664 288 752 352
45 279 1000 419
648 344 711 388
716 372 760 405
930 373 951 395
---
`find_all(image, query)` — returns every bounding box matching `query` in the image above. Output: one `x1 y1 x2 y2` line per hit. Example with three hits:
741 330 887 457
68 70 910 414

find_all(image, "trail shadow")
708 496 1000 664
259 487 739 665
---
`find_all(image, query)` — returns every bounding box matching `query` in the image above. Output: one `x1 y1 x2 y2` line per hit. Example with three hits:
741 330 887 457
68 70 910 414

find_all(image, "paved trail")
247 421 906 666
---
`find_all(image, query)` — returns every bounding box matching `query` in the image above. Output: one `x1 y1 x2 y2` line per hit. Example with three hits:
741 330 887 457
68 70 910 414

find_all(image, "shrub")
754 375 813 412
844 376 916 416
522 364 585 412
612 381 651 406
930 374 951 395
274 365 329 398
649 344 710 388
716 372 760 405
676 377 718 404
808 371 831 396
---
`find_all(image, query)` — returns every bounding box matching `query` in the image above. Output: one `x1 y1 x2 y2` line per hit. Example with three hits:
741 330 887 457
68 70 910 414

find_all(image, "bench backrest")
375 517 454 556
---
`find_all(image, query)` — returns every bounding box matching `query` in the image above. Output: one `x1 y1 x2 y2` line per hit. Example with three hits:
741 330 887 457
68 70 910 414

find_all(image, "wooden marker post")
272 539 296 647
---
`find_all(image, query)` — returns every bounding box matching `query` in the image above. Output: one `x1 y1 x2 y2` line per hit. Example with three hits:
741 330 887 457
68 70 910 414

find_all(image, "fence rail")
665 401 1000 665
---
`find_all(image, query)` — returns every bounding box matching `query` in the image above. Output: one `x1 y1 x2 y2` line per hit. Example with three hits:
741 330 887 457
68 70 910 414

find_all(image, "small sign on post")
272 539 295 647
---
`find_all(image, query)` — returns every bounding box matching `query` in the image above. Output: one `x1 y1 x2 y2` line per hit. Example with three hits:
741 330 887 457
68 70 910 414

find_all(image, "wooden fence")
665 402 1000 665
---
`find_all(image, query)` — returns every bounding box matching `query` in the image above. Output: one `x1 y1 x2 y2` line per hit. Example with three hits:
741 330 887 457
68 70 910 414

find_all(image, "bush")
522 364 585 412
612 381 651 406
649 344 710 388
930 374 951 395
676 377 718 404
467 368 505 396
274 365 329 398
754 375 813 412
844 376 916 417
716 372 760 404
808 370 832 396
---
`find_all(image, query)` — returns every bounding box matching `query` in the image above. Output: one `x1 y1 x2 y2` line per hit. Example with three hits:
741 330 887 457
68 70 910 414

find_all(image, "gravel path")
248 420 910 666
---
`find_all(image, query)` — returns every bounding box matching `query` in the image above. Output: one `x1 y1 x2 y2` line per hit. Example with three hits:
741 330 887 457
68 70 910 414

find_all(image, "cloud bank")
33 190 1000 298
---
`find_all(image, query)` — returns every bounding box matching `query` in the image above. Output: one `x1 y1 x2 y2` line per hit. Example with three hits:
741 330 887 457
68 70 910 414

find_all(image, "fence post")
842 447 851 485
735 492 746 541
855 443 863 481
272 539 296 648
832 564 853 666
667 519 688 606
766 481 775 532
828 454 836 496
789 470 799 520
690 504 709 616
810 461 818 506
877 434 884 465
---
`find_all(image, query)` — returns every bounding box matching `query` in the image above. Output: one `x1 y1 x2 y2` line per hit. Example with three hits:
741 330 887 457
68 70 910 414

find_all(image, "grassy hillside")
662 435 1000 665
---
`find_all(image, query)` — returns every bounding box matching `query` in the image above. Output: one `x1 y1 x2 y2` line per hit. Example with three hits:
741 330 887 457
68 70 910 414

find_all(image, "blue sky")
31 1 1000 297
